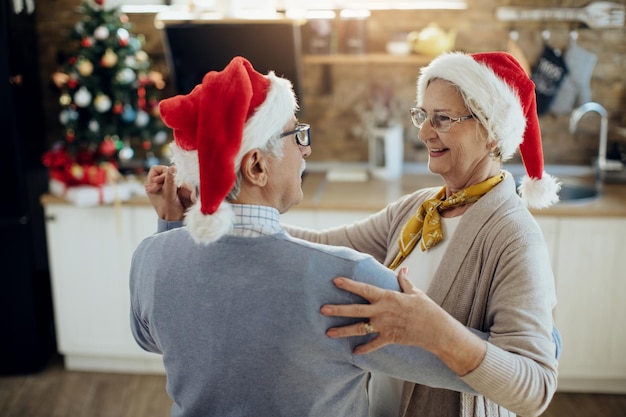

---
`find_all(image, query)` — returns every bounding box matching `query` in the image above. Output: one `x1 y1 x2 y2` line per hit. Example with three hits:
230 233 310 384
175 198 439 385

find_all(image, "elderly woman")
289 51 561 417
146 52 560 417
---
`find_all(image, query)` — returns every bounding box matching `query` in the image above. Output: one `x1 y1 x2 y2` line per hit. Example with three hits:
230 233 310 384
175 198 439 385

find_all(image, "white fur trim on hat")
236 71 298 169
169 142 199 188
417 52 525 161
518 173 561 209
184 200 235 245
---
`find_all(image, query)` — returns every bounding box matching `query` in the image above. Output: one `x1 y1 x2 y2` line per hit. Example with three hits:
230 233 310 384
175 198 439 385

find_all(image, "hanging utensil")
496 1 625 29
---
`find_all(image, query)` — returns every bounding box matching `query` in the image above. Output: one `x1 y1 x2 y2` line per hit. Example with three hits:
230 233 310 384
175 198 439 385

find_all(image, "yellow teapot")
408 23 457 56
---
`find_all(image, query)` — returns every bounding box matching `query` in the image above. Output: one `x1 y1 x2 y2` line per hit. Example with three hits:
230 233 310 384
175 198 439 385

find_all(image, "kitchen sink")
557 183 599 202
515 177 599 204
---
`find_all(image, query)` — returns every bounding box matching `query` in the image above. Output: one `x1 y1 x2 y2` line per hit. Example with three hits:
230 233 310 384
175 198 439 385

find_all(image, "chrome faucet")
569 102 609 186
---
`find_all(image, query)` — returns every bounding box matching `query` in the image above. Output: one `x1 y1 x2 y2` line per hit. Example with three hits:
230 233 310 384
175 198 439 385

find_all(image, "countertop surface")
295 172 626 217
42 170 626 218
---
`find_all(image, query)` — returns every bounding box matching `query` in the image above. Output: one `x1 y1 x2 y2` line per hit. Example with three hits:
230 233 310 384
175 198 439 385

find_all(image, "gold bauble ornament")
78 59 94 77
59 93 72 106
101 49 118 68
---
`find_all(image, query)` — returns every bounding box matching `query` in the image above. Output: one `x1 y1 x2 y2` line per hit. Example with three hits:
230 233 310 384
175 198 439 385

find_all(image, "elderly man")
130 56 487 417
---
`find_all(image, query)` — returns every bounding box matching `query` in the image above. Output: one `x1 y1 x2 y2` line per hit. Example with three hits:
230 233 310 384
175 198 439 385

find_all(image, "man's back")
130 227 469 417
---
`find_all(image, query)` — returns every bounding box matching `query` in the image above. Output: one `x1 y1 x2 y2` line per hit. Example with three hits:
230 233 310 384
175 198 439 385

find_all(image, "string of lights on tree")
44 0 169 187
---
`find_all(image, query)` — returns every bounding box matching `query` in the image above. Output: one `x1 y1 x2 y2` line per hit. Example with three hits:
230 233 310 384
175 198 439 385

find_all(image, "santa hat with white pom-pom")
417 51 561 209
158 56 297 244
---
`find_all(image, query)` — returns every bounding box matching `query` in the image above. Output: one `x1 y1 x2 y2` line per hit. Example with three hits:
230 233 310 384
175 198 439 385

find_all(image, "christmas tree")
44 0 168 189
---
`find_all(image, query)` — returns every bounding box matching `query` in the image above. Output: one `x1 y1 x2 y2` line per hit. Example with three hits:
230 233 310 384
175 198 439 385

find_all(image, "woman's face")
417 79 496 191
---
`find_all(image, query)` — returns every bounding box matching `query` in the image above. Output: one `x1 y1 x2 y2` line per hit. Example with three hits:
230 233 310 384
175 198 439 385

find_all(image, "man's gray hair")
226 132 285 201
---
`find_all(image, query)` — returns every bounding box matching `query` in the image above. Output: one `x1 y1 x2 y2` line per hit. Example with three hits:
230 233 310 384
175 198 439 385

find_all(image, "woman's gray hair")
225 132 285 201
431 77 502 161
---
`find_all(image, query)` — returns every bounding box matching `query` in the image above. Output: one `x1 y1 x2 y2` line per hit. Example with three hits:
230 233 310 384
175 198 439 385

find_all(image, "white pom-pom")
169 142 199 188
184 201 234 245
518 172 562 209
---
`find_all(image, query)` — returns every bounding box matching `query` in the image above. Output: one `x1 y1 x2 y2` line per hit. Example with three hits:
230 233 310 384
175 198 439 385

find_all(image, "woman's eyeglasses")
409 108 474 133
280 123 311 147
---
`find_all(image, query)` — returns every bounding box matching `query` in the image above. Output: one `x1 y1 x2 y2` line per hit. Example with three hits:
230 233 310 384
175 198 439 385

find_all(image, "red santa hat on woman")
158 56 298 244
417 51 560 208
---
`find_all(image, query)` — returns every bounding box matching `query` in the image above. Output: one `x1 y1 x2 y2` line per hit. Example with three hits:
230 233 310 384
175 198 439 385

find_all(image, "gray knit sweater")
130 206 483 417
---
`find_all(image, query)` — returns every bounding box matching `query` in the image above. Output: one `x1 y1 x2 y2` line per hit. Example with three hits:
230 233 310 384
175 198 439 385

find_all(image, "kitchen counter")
293 172 626 217
41 170 626 217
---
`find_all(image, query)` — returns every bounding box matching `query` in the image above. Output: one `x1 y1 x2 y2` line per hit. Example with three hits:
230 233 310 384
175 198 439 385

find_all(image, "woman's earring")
489 150 495 158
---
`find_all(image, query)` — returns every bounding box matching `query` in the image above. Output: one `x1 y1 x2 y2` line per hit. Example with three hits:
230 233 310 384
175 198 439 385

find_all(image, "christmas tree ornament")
135 50 148 63
74 22 85 35
117 28 129 42
121 104 137 122
88 119 100 132
154 130 168 145
93 93 112 112
81 37 94 48
59 110 69 125
70 164 84 180
128 37 141 53
145 151 160 167
118 140 134 161
113 101 123 114
137 85 146 108
101 48 118 68
66 129 75 142
67 107 79 121
99 137 117 157
67 78 78 89
77 59 94 77
94 25 110 40
113 136 124 150
124 55 138 69
59 93 72 106
142 139 152 151
116 67 136 84
74 87 92 107
134 110 149 127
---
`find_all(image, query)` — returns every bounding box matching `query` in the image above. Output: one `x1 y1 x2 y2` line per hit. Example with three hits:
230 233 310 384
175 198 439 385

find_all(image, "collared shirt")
230 204 283 238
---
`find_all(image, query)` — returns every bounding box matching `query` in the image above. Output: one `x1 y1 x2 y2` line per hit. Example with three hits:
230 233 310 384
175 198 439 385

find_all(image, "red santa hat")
159 56 298 244
417 51 561 208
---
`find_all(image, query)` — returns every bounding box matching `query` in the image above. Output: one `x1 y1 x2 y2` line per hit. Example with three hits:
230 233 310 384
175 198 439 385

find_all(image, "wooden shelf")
303 53 434 65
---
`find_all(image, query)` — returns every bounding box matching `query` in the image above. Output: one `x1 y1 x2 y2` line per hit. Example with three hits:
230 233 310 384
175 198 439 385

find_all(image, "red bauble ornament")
142 140 152 151
67 78 78 89
118 38 129 47
94 0 104 5
81 37 93 48
69 56 77 65
99 138 117 157
113 102 123 114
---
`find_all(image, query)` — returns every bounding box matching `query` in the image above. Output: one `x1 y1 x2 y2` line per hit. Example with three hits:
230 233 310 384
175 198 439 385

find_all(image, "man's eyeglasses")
280 123 311 147
409 108 474 133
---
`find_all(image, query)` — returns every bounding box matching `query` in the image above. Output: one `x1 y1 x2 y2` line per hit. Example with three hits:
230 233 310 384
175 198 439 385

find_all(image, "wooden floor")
1 355 625 417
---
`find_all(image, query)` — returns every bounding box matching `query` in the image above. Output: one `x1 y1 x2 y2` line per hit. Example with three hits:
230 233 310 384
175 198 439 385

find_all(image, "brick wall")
35 0 626 165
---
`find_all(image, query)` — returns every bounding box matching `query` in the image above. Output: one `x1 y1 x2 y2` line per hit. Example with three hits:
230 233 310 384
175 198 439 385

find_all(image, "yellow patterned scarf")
388 172 504 270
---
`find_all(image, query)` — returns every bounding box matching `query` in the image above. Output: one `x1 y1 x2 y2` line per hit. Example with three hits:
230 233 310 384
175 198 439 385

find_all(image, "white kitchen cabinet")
552 217 626 393
44 201 626 391
44 202 164 373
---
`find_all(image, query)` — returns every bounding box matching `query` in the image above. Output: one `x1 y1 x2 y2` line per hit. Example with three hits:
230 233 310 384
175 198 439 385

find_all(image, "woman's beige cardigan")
287 172 558 417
